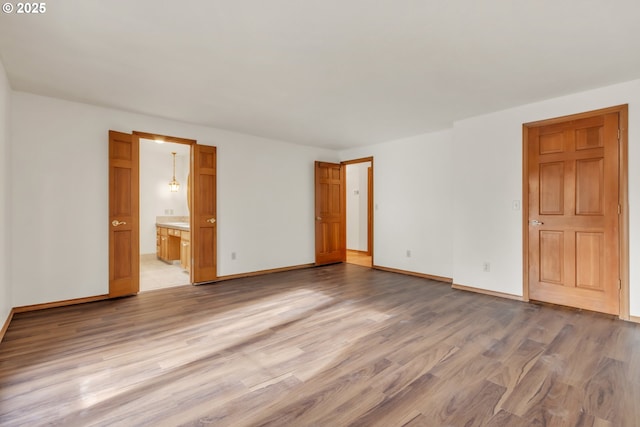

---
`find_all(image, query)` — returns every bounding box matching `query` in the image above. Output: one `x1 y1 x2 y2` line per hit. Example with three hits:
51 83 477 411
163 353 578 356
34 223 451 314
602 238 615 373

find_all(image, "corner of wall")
0 58 13 331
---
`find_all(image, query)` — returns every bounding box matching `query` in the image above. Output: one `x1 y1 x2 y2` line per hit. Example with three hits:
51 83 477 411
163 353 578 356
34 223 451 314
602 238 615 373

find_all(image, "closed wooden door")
108 130 139 297
192 145 217 283
315 161 346 265
527 111 620 314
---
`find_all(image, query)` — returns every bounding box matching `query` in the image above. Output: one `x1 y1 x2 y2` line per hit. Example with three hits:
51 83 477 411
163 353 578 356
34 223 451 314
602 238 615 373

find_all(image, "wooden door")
315 161 346 265
192 145 217 283
527 112 620 314
367 166 373 256
108 130 139 297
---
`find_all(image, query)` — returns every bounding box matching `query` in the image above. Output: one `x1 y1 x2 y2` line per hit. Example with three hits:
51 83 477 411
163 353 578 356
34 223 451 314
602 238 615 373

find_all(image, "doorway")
109 130 218 298
139 139 191 291
523 105 629 318
345 160 373 267
313 157 374 267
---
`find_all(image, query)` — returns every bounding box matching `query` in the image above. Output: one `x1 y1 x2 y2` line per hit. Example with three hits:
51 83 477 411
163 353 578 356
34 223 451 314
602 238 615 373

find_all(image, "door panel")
575 232 604 289
315 161 345 265
539 162 564 214
109 130 139 297
527 112 619 315
539 231 563 284
192 145 217 283
575 158 604 214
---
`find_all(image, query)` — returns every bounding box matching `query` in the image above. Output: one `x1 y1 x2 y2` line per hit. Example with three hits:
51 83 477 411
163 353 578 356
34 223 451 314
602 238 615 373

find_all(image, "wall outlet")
231 252 236 260
483 262 491 272
406 250 411 258
512 200 521 211
164 209 174 215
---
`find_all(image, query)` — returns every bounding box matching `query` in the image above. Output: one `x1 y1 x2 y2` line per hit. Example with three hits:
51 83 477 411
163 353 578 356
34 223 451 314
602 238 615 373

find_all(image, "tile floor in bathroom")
139 254 190 292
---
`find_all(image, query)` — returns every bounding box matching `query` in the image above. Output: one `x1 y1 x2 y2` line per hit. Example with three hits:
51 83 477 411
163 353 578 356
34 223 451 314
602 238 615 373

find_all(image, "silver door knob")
530 220 544 226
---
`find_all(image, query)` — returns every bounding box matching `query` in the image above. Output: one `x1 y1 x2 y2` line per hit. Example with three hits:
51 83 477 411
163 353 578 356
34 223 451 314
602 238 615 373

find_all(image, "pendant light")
169 152 180 192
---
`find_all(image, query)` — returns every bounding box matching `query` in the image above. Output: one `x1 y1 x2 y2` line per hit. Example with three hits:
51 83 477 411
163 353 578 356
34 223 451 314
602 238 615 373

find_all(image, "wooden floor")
1 264 639 426
346 250 372 267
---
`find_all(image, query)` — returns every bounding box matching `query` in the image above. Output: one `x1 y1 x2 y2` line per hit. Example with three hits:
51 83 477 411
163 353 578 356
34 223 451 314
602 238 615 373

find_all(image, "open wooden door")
109 130 139 297
367 166 373 256
526 110 622 315
315 161 346 265
192 144 217 283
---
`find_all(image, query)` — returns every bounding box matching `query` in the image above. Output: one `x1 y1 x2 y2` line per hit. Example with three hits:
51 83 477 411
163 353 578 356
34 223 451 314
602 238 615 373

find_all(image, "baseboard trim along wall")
452 283 525 302
12 294 111 314
629 315 640 324
1 308 15 343
215 263 316 282
373 265 453 283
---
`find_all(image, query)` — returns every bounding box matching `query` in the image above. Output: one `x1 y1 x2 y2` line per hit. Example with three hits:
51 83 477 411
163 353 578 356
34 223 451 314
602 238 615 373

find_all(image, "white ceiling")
1 1 640 149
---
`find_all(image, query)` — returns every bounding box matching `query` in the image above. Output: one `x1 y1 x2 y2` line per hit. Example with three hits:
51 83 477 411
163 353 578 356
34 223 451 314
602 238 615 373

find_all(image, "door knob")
112 220 127 227
316 216 322 221
530 220 544 226
206 218 216 224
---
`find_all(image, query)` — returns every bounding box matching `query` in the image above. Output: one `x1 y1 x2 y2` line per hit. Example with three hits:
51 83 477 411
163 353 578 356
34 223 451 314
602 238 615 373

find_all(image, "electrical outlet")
231 252 236 260
512 200 521 211
483 262 491 272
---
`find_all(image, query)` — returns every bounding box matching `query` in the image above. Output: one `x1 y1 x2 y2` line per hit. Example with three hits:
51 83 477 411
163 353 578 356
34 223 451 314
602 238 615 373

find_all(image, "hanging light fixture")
169 152 180 192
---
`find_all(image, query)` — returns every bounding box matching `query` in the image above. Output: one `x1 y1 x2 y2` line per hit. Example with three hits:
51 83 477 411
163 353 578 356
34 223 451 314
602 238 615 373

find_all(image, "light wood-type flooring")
1 264 639 426
346 250 372 267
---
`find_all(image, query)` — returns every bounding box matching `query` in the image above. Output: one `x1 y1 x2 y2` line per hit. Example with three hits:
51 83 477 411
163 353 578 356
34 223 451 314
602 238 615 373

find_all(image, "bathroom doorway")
109 130 217 298
139 139 191 291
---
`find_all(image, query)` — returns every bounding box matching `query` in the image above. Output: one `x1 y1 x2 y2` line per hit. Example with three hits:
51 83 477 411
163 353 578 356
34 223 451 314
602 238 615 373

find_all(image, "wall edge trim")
0 308 14 343
373 265 453 283
452 283 525 302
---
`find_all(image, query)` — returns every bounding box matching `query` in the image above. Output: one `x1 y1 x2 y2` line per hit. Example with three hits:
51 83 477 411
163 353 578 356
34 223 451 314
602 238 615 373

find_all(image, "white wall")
10 92 338 307
452 79 640 316
139 140 190 254
346 162 370 251
0 61 11 326
7 78 640 318
341 130 454 278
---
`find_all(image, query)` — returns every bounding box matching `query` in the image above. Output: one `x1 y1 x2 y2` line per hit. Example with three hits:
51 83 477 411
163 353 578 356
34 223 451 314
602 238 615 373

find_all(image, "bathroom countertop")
156 222 190 231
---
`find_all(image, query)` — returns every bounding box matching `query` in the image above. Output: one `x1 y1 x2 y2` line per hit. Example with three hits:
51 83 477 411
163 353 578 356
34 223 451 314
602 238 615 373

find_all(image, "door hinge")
618 129 621 140
618 279 622 289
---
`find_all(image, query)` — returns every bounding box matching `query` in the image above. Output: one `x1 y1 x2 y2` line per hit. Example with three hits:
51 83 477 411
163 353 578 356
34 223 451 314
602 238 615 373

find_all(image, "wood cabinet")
156 225 190 272
156 226 180 262
180 231 190 271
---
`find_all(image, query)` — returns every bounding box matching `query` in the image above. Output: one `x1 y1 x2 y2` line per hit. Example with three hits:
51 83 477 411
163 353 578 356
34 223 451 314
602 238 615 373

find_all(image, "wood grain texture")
346 250 372 267
109 130 140 297
192 144 217 284
315 161 346 265
1 264 639 426
523 104 629 319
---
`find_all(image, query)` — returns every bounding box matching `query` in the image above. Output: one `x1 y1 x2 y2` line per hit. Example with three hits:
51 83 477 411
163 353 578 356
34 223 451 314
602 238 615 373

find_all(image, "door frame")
133 131 196 284
521 105 629 320
342 157 374 261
